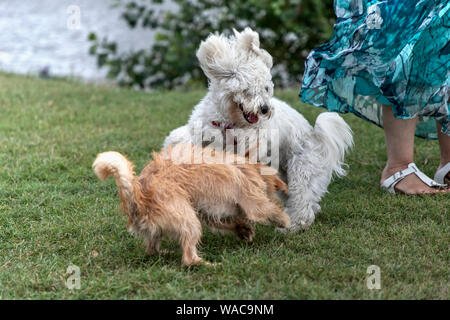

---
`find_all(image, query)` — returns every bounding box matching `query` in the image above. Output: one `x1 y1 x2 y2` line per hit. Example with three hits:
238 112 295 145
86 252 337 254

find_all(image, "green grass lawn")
0 72 448 299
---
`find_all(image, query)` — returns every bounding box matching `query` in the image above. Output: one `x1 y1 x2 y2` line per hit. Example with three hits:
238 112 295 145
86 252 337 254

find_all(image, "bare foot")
381 164 450 195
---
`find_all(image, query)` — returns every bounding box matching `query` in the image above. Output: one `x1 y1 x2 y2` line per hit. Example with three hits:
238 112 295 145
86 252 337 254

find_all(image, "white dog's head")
197 28 274 127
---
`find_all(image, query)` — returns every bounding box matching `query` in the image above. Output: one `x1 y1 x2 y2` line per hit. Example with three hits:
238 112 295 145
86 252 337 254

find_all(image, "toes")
403 186 449 195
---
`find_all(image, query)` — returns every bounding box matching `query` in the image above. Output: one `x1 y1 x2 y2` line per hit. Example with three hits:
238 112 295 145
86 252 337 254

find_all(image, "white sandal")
381 163 447 194
434 162 450 184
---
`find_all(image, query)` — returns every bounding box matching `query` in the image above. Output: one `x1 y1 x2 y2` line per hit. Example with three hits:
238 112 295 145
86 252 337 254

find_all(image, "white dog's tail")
93 151 139 217
313 112 353 177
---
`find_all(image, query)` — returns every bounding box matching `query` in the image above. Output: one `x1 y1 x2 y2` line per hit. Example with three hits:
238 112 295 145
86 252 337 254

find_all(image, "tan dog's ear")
234 27 273 68
196 33 236 80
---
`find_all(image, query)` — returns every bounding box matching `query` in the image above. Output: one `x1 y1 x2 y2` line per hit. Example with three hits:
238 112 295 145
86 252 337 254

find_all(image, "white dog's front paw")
313 203 321 214
285 206 316 232
287 220 313 232
299 217 315 230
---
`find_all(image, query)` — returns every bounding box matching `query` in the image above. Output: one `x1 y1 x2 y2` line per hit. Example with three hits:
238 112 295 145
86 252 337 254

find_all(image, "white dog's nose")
261 104 269 114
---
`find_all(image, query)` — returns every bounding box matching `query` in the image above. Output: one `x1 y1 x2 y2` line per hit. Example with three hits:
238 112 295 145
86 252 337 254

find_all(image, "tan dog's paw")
235 224 254 243
202 261 221 268
270 212 291 229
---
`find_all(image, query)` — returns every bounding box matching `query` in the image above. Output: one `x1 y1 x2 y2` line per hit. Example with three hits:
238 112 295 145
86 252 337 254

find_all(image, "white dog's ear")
234 27 260 52
234 27 273 68
196 33 236 80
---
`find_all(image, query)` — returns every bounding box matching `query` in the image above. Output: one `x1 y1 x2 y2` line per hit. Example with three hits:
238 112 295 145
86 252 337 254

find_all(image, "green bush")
89 0 335 89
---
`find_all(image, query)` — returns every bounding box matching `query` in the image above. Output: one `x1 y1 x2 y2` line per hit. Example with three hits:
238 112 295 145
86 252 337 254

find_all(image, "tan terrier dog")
93 144 290 266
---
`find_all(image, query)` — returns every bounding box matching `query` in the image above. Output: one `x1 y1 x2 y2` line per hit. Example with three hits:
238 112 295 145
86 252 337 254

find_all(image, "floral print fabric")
301 0 450 139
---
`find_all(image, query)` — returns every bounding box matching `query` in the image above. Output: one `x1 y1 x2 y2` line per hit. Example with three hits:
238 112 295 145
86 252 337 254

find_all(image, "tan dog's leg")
266 203 291 228
175 204 205 267
234 221 255 242
204 217 255 243
145 234 162 255
181 233 203 266
238 191 290 228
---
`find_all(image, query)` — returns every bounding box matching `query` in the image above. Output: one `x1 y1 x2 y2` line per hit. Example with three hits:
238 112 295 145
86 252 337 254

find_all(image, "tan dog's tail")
93 151 139 218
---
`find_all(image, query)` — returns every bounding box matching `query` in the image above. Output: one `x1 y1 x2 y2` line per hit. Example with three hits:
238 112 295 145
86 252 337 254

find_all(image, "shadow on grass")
101 224 291 271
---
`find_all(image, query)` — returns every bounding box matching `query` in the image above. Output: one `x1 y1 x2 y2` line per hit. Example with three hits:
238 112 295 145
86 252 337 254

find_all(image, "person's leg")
380 105 448 194
437 121 450 182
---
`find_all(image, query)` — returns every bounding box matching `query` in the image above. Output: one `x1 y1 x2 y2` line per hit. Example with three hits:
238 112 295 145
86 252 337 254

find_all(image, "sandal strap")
381 163 447 194
434 162 450 184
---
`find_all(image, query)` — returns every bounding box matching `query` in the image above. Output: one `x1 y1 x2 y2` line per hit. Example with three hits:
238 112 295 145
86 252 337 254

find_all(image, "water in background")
0 0 171 81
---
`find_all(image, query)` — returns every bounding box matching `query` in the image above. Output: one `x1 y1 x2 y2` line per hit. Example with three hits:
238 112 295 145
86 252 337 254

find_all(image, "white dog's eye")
265 86 269 92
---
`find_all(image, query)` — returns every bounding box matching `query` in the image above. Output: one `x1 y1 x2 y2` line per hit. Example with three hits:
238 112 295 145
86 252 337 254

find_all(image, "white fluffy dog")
164 28 353 231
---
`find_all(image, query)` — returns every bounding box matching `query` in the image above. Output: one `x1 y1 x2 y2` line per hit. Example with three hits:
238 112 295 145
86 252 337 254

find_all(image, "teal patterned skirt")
300 0 450 139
